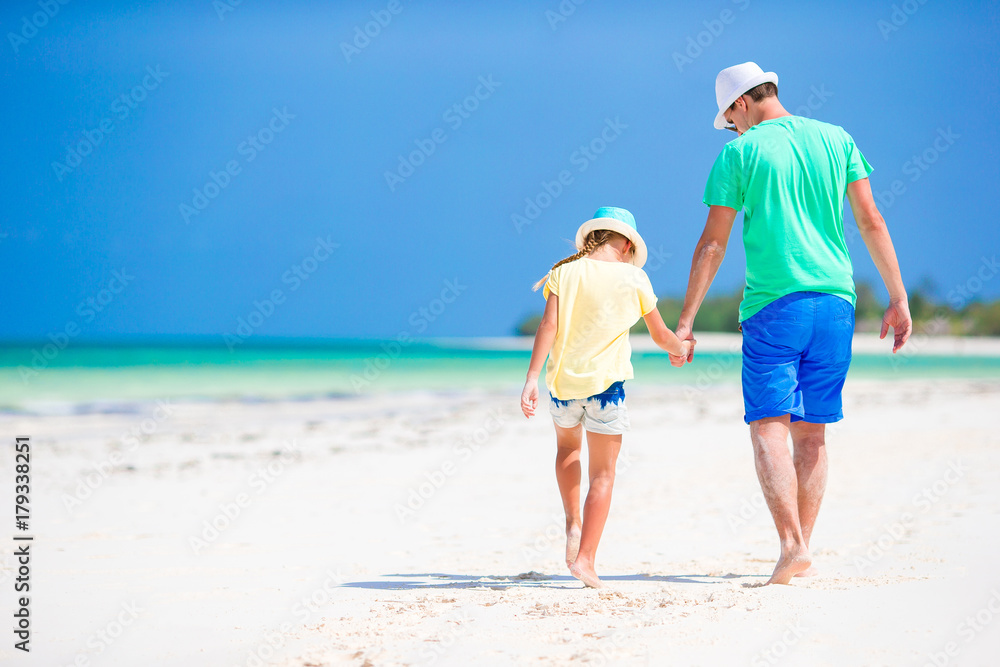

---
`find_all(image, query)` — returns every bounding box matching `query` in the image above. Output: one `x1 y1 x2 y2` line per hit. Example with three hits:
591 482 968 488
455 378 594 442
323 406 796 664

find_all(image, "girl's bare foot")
569 558 604 588
565 523 582 568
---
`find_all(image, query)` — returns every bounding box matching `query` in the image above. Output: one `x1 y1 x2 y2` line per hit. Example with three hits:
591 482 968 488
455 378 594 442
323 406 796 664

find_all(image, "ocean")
2 339 999 411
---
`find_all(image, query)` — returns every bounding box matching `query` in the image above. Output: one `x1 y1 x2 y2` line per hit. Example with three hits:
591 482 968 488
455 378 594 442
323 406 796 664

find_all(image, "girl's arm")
643 307 692 360
521 294 559 418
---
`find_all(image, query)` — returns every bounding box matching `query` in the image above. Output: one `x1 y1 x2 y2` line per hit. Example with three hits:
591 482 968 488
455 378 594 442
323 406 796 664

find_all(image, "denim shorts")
549 381 630 435
741 292 854 424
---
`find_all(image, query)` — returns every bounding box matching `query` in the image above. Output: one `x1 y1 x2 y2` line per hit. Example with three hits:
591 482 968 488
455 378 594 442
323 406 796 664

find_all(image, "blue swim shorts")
549 381 630 435
741 292 854 425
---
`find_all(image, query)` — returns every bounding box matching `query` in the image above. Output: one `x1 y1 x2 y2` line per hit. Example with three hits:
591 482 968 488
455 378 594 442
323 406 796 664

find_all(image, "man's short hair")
729 82 778 109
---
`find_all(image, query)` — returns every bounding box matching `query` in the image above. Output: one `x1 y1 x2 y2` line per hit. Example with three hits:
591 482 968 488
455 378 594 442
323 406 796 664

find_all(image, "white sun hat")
713 61 778 130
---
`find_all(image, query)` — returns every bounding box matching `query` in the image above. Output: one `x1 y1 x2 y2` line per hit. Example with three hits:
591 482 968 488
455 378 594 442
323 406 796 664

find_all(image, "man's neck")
752 98 792 126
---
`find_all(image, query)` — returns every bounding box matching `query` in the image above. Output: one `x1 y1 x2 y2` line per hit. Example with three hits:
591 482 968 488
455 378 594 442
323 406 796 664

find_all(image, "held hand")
673 324 697 364
880 299 912 353
668 340 688 367
668 338 695 367
520 380 539 418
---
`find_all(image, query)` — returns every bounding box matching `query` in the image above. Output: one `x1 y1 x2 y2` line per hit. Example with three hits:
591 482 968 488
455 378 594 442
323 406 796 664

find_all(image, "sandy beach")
2 371 999 666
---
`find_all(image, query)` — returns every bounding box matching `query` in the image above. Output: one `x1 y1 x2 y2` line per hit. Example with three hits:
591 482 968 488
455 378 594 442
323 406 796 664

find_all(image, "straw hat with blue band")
575 206 648 269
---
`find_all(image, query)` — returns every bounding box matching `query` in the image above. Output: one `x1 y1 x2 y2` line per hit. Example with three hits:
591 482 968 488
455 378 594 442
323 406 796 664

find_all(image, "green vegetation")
515 314 543 336
515 280 1000 336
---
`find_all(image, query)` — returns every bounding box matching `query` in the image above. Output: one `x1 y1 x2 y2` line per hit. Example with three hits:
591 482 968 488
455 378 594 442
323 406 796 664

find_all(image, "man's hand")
669 338 695 367
881 298 912 353
520 379 539 418
673 324 696 363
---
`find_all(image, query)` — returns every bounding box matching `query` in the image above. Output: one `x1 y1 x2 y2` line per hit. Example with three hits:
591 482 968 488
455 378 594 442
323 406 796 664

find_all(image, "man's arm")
675 205 738 361
845 177 912 353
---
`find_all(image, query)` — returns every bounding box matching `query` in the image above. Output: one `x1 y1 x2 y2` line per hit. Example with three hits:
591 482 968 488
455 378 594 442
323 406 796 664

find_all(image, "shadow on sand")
341 572 762 590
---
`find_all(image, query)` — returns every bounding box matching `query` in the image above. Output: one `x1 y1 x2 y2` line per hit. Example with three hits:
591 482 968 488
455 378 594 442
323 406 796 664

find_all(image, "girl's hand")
669 339 694 367
674 324 696 362
521 379 539 418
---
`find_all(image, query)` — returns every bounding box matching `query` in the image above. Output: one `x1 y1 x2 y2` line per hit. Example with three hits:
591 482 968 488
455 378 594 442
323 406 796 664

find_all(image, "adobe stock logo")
340 0 404 63
511 117 626 233
179 107 295 224
213 0 244 21
383 76 501 192
7 0 72 55
877 0 930 41
18 268 134 383
672 0 751 73
222 236 339 350
873 127 959 211
52 66 169 182
545 0 588 30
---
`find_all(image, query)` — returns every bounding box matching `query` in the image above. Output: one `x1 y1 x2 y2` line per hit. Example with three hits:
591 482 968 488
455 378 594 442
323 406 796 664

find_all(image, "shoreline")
1 336 997 410
436 333 1000 356
2 333 1000 356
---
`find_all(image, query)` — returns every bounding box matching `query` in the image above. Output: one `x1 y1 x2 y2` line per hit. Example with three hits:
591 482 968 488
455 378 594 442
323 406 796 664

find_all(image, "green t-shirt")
703 115 873 321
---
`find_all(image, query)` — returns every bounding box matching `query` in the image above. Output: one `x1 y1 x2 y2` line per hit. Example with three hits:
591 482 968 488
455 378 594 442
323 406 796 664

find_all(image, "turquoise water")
1 340 998 408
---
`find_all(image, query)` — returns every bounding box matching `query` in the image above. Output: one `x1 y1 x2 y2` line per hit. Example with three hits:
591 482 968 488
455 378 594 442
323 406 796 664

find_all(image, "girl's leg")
570 430 622 588
553 423 584 567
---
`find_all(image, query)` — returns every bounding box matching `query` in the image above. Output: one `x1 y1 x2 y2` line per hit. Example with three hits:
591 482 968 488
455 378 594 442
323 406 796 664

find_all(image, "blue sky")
2 0 998 340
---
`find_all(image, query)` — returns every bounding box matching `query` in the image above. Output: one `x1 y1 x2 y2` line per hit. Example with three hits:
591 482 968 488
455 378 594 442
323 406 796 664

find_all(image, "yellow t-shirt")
543 258 658 400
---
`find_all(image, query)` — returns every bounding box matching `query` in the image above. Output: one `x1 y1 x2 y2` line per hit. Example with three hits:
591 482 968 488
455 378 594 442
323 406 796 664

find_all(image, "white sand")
3 379 1000 665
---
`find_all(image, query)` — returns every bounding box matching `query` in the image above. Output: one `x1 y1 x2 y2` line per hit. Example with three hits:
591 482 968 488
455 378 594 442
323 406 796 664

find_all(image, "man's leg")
790 421 827 549
749 415 812 584
789 294 851 573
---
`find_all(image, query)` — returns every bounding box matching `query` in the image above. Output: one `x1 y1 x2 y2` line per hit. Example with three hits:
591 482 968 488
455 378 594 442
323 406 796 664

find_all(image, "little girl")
520 206 691 588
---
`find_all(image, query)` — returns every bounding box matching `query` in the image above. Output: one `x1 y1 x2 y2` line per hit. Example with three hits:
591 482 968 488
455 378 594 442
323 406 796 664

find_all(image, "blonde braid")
531 230 613 291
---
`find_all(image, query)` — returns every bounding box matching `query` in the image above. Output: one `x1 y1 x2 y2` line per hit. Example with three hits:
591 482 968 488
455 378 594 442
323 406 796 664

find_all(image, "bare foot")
766 546 812 585
569 559 604 589
565 524 581 568
794 565 819 578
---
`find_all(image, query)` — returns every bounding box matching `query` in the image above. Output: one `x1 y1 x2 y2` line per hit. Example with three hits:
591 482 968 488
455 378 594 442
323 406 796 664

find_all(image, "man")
671 62 912 585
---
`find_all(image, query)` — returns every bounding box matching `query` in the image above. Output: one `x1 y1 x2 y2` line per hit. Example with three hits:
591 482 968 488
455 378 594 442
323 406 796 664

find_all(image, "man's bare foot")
766 546 812 585
565 524 582 568
794 565 819 578
569 558 604 589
